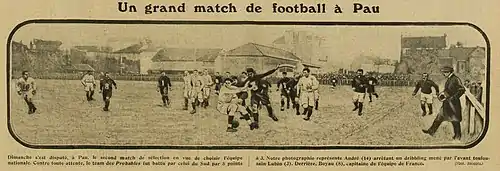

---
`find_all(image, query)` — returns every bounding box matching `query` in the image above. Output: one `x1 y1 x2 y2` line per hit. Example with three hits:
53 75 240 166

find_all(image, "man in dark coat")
422 66 466 141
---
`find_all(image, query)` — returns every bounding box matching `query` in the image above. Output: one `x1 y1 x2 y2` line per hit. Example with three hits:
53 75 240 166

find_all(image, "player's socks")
162 96 166 105
266 105 278 121
86 92 90 101
183 98 188 110
302 107 307 115
295 103 300 115
314 100 319 110
280 100 285 111
421 104 426 116
374 93 379 98
304 106 313 120
90 91 95 100
358 103 363 116
427 104 433 115
352 101 359 111
190 102 196 114
369 95 372 102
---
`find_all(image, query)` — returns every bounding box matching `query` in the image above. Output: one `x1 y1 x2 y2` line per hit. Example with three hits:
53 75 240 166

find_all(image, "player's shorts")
280 90 290 98
300 91 315 107
217 102 246 116
215 84 221 91
189 89 203 102
352 92 365 103
183 87 191 98
102 90 113 101
289 90 297 100
203 87 211 98
420 93 433 104
84 83 94 92
159 87 169 96
367 85 376 93
250 93 271 112
20 90 34 100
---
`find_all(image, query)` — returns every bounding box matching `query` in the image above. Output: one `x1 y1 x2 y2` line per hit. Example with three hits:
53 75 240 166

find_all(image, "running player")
182 71 192 110
16 71 37 114
277 72 291 111
157 71 172 107
412 73 439 116
99 72 117 111
214 72 223 95
287 72 301 115
245 65 286 127
189 70 204 114
217 78 258 132
351 69 368 116
330 75 338 89
297 68 319 120
201 69 214 108
366 73 380 102
81 71 96 101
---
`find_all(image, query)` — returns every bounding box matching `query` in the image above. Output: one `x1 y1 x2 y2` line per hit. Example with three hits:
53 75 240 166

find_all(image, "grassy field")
9 79 477 147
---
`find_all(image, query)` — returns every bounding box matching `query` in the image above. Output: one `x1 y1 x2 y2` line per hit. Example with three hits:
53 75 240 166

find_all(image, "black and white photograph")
9 23 487 147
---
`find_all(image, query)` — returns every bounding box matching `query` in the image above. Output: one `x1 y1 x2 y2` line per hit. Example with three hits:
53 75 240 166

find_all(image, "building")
148 48 223 75
71 46 113 64
221 43 302 75
396 34 448 74
272 30 328 71
30 39 63 51
112 43 161 74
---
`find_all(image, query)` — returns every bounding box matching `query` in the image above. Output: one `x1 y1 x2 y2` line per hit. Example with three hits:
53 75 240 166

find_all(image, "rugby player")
99 72 117 111
81 71 96 101
366 73 380 102
182 71 192 110
217 78 258 132
16 71 37 114
412 73 439 116
200 69 214 108
214 72 223 95
157 71 172 107
189 70 204 114
297 68 319 120
351 69 368 116
287 72 301 115
277 72 291 111
245 65 286 127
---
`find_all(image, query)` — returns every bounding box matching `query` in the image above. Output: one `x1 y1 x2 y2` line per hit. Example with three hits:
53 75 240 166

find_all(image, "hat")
246 68 255 74
440 66 454 72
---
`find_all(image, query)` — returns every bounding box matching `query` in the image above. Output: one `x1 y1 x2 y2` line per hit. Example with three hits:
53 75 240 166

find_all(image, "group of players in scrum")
15 65 385 133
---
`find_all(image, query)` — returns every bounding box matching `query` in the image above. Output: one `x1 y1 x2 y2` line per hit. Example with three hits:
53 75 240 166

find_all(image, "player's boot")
226 128 237 132
249 122 258 130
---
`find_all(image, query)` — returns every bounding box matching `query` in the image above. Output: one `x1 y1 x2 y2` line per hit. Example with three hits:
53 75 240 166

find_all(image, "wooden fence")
463 88 486 141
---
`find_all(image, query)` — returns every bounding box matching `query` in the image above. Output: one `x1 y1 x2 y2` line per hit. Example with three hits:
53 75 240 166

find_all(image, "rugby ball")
231 120 240 128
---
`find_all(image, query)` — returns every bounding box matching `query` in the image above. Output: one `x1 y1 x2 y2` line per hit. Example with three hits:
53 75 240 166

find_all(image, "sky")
13 23 486 66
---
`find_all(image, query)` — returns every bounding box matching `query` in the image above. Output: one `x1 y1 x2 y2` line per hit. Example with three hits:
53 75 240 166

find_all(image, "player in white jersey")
189 70 205 114
81 71 96 101
182 71 192 110
201 69 214 108
16 71 37 114
297 68 319 121
217 78 258 132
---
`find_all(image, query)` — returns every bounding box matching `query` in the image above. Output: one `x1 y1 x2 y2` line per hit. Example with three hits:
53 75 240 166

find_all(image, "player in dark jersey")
412 73 439 116
245 65 286 127
214 72 223 95
366 73 379 102
351 69 368 116
277 72 291 111
157 71 172 107
100 72 117 111
287 72 301 115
